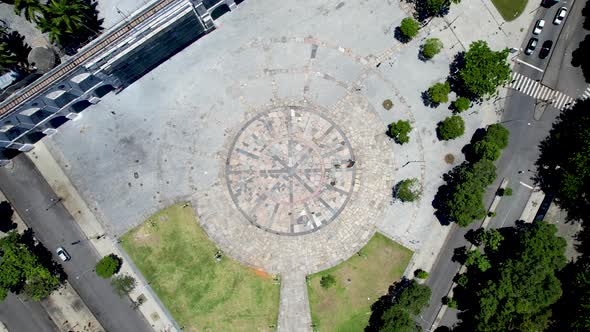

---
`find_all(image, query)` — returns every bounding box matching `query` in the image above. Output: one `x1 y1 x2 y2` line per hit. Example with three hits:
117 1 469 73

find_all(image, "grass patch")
120 203 280 331
491 0 528 21
307 233 412 331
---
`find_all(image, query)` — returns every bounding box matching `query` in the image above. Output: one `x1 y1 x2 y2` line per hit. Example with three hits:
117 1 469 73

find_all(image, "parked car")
56 247 71 261
525 38 538 55
539 40 553 59
554 7 567 25
533 19 545 34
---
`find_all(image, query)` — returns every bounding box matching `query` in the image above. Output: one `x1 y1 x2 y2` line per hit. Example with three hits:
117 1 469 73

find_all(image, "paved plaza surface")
37 0 539 329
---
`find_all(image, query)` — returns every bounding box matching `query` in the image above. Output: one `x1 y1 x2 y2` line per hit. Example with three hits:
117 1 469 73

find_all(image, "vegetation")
366 278 431 331
95 254 121 278
320 274 336 289
308 233 412 331
421 38 443 59
457 41 511 98
428 82 451 104
490 0 529 21
452 96 471 113
13 0 44 22
121 203 280 331
454 222 566 331
0 232 60 301
38 0 92 47
437 115 464 140
0 29 31 74
399 17 420 40
388 120 412 144
111 275 136 297
394 178 421 202
497 187 512 196
426 0 462 16
414 269 429 279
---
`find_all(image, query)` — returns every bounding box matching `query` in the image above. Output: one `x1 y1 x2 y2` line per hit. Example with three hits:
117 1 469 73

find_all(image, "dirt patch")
252 268 272 279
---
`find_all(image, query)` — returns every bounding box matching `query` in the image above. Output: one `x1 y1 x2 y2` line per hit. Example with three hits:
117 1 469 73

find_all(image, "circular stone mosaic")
225 106 356 235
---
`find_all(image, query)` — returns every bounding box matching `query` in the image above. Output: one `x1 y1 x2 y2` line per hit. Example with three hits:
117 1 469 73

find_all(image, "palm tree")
38 0 90 46
13 0 44 23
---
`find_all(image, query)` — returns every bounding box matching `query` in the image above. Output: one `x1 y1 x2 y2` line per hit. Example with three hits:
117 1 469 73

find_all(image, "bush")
504 187 513 196
414 269 429 279
382 99 393 110
399 17 420 39
437 115 465 140
395 178 421 202
452 97 471 113
111 275 136 297
443 296 458 309
389 120 412 144
422 38 443 59
95 254 122 279
428 82 451 104
320 274 336 289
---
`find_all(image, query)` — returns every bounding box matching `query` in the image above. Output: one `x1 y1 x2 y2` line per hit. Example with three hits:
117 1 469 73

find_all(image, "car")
533 19 545 35
525 38 538 55
554 7 567 24
539 40 553 59
56 247 71 261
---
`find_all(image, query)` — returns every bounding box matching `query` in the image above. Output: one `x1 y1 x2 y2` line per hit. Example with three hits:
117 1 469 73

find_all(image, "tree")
476 229 504 251
428 82 450 104
437 115 464 140
414 269 429 279
374 279 431 331
452 97 470 113
483 124 509 149
0 232 60 301
473 140 501 161
95 254 121 279
399 17 419 40
458 40 511 98
389 120 412 144
111 275 136 297
464 249 491 272
395 178 421 202
320 274 336 289
421 38 443 59
13 0 44 22
38 0 90 46
425 0 462 16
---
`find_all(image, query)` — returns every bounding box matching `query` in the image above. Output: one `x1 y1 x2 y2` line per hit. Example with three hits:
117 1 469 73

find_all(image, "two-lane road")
0 155 152 332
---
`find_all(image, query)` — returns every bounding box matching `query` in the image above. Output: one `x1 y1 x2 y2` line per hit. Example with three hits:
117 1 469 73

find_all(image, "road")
0 155 152 332
421 0 588 329
0 294 58 332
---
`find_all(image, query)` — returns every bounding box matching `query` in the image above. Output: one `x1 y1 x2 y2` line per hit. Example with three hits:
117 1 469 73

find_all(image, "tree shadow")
422 90 440 108
0 201 17 233
21 229 67 283
366 277 412 331
432 163 468 225
461 128 487 162
571 35 590 84
393 26 411 44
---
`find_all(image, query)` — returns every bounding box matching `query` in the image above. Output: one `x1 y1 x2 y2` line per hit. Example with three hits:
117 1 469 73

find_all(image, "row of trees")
434 124 509 226
9 0 102 51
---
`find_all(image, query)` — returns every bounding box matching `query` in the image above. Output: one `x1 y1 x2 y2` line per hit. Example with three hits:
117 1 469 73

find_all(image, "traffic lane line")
516 58 545 73
519 181 534 190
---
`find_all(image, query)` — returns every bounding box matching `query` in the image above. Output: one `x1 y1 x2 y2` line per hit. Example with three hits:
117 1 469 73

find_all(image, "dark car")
539 40 553 59
525 38 538 55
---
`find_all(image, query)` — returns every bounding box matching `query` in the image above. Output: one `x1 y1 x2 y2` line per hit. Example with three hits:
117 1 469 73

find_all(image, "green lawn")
307 233 413 331
491 0 528 21
120 203 280 332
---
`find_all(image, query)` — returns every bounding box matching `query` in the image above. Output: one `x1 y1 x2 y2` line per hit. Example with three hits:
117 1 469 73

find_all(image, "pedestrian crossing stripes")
583 86 590 100
509 72 575 110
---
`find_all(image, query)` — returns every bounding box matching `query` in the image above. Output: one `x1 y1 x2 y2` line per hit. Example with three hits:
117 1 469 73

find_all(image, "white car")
533 19 545 35
553 7 567 25
56 247 71 261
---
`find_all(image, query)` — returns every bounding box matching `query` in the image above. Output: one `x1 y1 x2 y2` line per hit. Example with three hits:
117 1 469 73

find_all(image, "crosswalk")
583 86 590 100
509 72 576 110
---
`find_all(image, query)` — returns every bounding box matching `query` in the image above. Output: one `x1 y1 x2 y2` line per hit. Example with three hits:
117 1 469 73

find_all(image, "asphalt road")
0 294 57 332
421 0 588 328
0 155 152 332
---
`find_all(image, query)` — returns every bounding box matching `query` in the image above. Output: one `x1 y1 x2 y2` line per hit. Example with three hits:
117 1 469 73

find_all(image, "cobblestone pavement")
40 0 518 330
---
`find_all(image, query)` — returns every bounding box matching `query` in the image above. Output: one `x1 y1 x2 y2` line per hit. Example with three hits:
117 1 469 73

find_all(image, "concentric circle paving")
225 106 356 235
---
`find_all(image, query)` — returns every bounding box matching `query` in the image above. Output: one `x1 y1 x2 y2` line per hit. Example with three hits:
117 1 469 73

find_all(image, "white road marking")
519 181 534 190
516 58 545 72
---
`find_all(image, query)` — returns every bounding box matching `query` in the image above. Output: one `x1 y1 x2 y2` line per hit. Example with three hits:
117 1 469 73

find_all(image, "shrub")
382 99 393 110
443 296 458 309
395 178 421 202
422 38 443 59
389 120 413 144
437 115 465 140
320 274 336 289
414 269 429 279
504 187 513 196
473 140 501 161
95 254 122 279
111 275 136 297
399 17 420 39
452 97 471 113
428 82 451 104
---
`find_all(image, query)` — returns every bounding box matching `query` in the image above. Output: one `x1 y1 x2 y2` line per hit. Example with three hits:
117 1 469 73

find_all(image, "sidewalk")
26 143 179 332
0 191 103 332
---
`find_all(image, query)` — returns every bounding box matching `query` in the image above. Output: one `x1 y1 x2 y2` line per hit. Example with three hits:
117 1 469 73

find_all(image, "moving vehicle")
554 7 567 25
533 19 545 35
539 40 553 59
525 38 538 55
56 247 71 261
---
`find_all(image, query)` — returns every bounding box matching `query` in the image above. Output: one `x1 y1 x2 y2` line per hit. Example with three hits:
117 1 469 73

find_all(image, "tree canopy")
452 97 470 113
458 41 511 98
389 120 413 144
395 178 421 202
399 17 420 40
421 38 443 59
95 254 122 278
437 115 464 141
428 82 450 104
